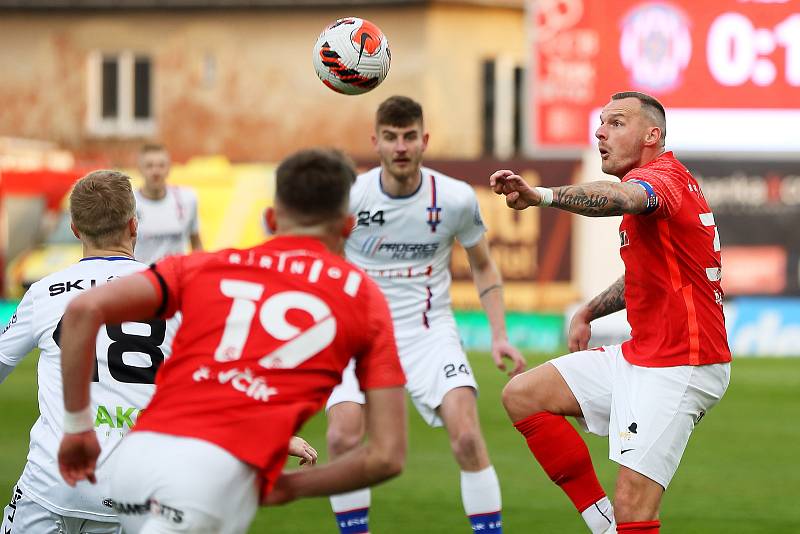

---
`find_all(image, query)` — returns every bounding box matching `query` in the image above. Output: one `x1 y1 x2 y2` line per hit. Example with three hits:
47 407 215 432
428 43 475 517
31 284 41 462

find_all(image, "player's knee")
613 477 660 522
326 421 363 457
502 375 540 421
450 428 483 463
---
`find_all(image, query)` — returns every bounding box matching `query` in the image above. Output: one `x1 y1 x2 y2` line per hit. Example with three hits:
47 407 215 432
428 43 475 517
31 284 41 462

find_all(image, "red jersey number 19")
214 279 337 369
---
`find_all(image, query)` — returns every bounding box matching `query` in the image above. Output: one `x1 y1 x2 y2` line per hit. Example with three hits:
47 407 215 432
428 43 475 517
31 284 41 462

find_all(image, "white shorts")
109 432 258 534
550 344 730 489
326 322 477 427
1 484 121 534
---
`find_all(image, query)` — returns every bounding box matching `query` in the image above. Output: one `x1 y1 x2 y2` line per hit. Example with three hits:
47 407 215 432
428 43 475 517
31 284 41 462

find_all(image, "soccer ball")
312 17 391 95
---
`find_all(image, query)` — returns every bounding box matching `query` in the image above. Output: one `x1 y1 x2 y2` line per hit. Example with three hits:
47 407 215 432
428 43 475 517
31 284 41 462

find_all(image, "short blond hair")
70 170 135 247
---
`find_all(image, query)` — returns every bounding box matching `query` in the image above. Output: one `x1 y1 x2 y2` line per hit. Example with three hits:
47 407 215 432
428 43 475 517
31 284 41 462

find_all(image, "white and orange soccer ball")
312 17 391 95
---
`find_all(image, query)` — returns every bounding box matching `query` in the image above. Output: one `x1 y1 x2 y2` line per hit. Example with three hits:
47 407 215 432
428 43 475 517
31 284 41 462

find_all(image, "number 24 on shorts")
443 363 470 379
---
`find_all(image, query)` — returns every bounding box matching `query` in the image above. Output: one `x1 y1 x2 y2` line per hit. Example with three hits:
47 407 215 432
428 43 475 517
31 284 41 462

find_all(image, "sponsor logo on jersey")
4 485 23 528
94 404 141 431
619 421 638 444
360 237 439 260
364 265 433 279
48 277 119 297
193 366 278 403
2 313 17 335
113 499 184 524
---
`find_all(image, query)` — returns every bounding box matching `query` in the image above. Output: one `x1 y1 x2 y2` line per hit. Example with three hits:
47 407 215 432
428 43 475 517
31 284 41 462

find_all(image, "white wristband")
63 406 93 434
535 187 554 207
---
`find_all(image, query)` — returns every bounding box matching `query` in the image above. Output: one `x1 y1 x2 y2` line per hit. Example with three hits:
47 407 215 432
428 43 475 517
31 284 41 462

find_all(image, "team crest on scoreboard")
619 2 692 94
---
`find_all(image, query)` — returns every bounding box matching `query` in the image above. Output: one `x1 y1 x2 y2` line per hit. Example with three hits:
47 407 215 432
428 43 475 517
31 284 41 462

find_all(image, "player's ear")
342 214 355 238
371 132 379 152
644 126 661 147
265 207 277 234
128 217 138 237
422 131 430 151
70 221 81 240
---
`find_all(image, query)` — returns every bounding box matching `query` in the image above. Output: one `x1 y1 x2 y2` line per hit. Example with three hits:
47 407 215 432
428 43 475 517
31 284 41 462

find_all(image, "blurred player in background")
0 170 178 534
493 91 731 534
326 96 525 534
57 149 408 534
134 144 203 264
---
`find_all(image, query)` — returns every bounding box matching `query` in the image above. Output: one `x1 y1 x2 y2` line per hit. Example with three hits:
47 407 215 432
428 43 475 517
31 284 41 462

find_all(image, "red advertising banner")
531 0 800 148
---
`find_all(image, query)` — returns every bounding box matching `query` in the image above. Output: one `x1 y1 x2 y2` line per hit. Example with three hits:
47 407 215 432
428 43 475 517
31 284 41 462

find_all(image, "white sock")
581 496 615 534
460 466 502 515
330 488 371 513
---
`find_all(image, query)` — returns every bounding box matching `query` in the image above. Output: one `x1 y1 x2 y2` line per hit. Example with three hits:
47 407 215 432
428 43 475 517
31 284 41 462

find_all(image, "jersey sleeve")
353 279 406 390
455 186 487 248
141 255 186 319
0 290 36 380
623 166 683 219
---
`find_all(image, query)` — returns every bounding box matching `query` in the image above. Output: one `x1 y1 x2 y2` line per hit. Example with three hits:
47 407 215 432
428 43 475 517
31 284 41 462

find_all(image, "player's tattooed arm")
551 182 649 217
586 275 626 320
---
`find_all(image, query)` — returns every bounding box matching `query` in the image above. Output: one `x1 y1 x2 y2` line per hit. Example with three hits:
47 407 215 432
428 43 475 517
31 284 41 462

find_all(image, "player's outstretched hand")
568 306 592 352
58 431 100 487
288 436 318 467
489 170 541 210
491 338 527 377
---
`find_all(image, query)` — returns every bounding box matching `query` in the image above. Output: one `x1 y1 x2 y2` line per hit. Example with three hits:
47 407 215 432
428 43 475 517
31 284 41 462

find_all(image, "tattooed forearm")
586 275 626 320
551 181 644 217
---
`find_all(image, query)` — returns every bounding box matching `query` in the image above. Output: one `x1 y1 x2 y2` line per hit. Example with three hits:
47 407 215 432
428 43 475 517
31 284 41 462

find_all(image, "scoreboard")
530 0 800 151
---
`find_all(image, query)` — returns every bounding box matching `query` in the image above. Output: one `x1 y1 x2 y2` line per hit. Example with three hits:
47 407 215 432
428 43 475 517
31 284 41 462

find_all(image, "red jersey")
619 152 731 367
134 236 405 492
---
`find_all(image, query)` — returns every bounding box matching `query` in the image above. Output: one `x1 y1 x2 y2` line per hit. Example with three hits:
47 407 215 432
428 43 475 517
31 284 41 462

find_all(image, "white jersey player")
134 144 202 265
347 166 484 339
325 96 526 534
0 171 176 534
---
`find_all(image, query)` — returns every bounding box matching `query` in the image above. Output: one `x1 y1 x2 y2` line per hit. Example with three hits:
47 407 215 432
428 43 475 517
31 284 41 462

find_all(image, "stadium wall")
0 3 525 165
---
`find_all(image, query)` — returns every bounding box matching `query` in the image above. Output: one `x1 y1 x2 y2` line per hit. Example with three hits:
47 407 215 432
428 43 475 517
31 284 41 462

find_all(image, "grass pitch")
1 352 798 533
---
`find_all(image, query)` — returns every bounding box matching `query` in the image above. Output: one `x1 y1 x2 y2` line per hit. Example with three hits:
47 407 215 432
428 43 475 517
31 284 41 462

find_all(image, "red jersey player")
57 149 408 533
490 92 731 534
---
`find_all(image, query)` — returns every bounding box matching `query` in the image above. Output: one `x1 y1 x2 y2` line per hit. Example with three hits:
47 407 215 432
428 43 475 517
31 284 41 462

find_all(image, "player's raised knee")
502 373 539 421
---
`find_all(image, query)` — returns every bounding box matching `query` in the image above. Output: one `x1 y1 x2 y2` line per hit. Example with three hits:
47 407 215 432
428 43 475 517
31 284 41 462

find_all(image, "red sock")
513 412 606 512
617 520 660 532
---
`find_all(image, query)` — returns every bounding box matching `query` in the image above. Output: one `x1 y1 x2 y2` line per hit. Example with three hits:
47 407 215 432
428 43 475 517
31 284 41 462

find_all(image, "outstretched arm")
568 275 626 352
465 237 526 376
551 182 648 217
263 386 406 505
489 170 649 217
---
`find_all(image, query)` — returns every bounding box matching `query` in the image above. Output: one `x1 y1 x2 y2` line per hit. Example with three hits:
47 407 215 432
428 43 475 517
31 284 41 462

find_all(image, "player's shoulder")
169 185 199 201
626 152 690 183
352 167 380 194
423 166 475 196
26 258 146 301
423 166 478 210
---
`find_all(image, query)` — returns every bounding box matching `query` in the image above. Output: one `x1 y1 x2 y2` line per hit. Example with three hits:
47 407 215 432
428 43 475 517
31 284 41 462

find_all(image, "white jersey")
345 167 485 337
0 257 178 521
134 186 199 264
